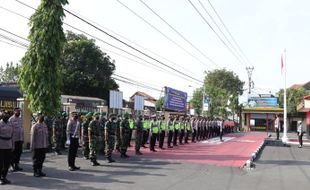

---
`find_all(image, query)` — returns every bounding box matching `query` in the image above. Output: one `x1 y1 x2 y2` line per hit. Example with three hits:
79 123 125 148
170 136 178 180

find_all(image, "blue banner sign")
248 97 278 108
164 87 188 111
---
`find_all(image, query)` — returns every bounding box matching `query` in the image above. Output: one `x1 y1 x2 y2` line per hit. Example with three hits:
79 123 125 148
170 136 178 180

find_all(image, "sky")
0 0 309 103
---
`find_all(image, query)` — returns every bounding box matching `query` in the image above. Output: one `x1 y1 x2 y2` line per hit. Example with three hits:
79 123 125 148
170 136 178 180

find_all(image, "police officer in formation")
184 117 192 144
173 116 180 146
149 115 159 152
30 114 48 178
0 111 14 185
179 117 185 145
66 112 81 171
88 112 101 166
127 114 134 147
81 112 92 160
120 113 130 158
167 115 174 148
9 108 24 172
52 112 63 155
158 116 166 150
142 116 150 148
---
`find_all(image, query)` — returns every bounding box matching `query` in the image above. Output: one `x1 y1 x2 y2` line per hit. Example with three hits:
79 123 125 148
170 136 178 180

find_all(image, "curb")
243 141 265 169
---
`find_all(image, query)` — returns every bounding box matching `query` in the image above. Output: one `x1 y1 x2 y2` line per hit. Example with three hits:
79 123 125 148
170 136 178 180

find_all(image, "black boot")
33 169 40 177
107 157 115 163
91 160 100 166
38 169 46 177
15 164 23 171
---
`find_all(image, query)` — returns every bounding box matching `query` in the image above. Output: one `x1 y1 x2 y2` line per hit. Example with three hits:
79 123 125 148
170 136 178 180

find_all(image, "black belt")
0 136 12 140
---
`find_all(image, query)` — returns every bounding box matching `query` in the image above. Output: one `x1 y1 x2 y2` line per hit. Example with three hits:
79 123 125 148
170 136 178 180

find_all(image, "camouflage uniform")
120 115 130 158
105 116 117 163
81 116 91 159
52 116 63 155
115 116 122 152
88 114 101 166
99 114 107 155
60 113 68 149
45 116 53 152
135 116 143 155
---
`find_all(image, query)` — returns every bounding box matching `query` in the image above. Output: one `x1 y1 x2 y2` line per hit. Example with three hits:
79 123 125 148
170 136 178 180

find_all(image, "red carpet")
127 133 267 167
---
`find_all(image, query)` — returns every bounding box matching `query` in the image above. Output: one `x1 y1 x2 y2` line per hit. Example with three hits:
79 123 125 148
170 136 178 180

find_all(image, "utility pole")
246 67 254 95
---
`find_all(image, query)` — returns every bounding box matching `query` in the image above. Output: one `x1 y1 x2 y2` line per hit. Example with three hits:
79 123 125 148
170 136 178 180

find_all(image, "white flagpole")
282 49 288 143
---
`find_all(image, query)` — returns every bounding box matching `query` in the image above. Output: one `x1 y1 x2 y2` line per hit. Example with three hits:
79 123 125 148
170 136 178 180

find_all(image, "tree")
155 97 164 111
61 31 118 101
18 0 68 115
190 88 203 115
0 62 19 83
277 87 307 114
203 69 244 117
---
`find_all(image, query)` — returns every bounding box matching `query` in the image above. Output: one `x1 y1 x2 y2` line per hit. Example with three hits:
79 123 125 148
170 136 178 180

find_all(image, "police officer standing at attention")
167 115 174 148
88 112 101 166
9 108 24 172
158 115 166 150
274 115 280 140
128 114 134 147
184 117 192 144
66 112 81 171
0 111 14 185
219 119 224 142
173 116 180 146
81 112 92 160
52 112 63 155
297 121 304 148
105 114 117 163
30 114 48 178
179 116 185 145
120 113 130 158
150 115 159 152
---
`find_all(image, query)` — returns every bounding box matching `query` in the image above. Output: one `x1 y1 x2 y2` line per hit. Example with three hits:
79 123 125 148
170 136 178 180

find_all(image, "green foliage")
203 69 244 117
18 0 68 115
277 87 308 114
0 62 19 83
61 31 118 100
190 88 203 115
155 97 164 111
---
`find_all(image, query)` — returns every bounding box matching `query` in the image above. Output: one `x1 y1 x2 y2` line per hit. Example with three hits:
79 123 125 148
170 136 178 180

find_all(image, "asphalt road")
2 141 310 190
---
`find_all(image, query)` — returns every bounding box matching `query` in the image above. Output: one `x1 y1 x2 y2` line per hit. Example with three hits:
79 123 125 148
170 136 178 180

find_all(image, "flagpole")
282 49 288 143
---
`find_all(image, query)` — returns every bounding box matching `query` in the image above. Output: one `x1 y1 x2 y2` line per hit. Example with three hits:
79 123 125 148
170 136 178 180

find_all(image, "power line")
206 0 251 64
197 0 247 65
113 74 162 92
112 77 162 93
115 0 212 70
0 39 27 49
8 2 203 85
61 4 204 83
0 27 173 95
138 0 219 68
64 8 196 76
0 33 28 48
187 0 246 66
0 28 28 42
12 1 193 74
